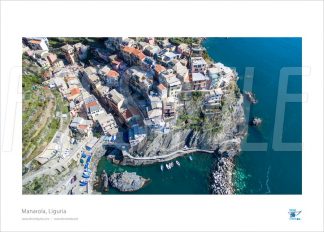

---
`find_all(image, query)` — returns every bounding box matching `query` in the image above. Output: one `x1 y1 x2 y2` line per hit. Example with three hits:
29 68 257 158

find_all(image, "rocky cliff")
135 81 245 158
125 80 246 194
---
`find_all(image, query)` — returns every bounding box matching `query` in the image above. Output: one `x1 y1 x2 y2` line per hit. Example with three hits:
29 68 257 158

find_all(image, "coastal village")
22 37 244 194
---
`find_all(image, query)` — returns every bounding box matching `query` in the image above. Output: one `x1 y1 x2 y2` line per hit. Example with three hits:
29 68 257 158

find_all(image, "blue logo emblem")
288 209 302 220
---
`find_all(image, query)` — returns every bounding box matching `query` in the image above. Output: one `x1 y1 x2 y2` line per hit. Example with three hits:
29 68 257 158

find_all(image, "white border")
1 1 323 231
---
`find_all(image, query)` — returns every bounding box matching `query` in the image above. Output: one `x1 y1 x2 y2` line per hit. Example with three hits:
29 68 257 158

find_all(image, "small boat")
79 180 88 186
175 160 181 166
84 169 92 173
82 174 90 179
189 156 193 161
160 164 164 171
170 162 174 168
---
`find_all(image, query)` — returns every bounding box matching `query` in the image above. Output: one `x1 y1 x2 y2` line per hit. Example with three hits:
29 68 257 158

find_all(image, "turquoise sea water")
203 38 302 194
97 38 302 194
97 154 213 194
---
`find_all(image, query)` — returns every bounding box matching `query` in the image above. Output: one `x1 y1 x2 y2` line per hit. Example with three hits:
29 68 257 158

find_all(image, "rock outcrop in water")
244 91 257 104
250 117 262 126
109 172 149 192
101 170 109 192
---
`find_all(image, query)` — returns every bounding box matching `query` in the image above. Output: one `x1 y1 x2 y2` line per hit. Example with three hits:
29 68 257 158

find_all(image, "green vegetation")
228 81 241 99
176 90 223 134
92 126 103 138
23 175 56 194
48 37 106 49
155 37 166 42
191 91 203 101
169 37 201 46
22 75 42 89
177 112 204 131
48 118 60 138
93 131 102 138
53 90 69 114
234 84 241 99
22 75 48 146
68 159 78 169
202 50 213 62
48 37 88 48
22 70 70 164
22 57 44 76
177 110 222 134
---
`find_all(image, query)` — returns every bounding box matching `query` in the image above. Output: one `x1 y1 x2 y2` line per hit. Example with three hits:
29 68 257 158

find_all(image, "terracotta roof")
157 83 166 91
29 40 41 44
122 46 135 54
136 52 146 60
42 71 52 78
122 47 145 60
86 101 98 108
107 70 119 78
132 48 141 56
155 64 166 73
70 87 81 96
78 124 88 130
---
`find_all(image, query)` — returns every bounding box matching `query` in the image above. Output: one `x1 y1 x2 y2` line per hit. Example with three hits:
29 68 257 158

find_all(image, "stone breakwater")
210 156 235 194
210 138 242 194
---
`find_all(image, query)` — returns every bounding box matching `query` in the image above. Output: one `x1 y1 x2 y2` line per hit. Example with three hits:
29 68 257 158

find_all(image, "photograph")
22 37 302 195
1 1 323 231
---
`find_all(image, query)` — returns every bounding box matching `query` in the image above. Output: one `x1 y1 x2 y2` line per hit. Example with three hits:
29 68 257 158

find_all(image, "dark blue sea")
203 38 302 194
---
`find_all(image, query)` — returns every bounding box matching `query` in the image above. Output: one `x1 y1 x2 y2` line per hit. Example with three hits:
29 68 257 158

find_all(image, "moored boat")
82 173 90 178
176 160 181 166
160 164 164 171
189 156 193 161
79 180 88 186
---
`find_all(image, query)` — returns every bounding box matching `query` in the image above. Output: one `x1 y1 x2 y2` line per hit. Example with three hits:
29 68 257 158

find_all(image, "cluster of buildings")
23 37 237 151
52 68 119 140
23 37 89 78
